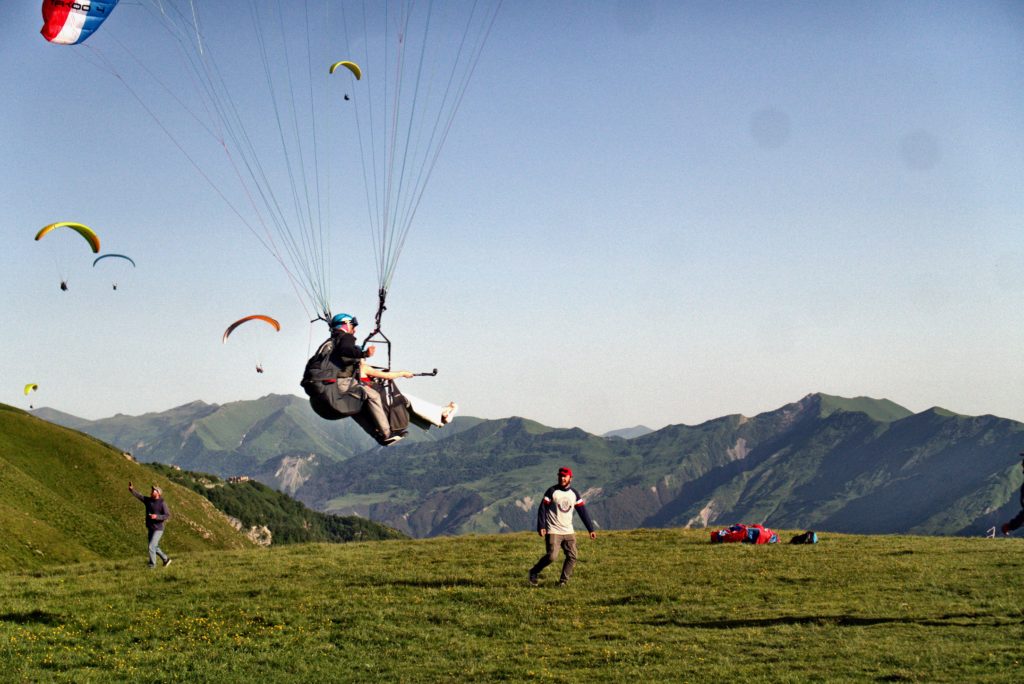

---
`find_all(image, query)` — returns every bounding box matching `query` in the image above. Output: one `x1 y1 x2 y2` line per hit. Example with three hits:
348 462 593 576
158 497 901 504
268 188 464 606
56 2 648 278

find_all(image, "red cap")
558 466 572 478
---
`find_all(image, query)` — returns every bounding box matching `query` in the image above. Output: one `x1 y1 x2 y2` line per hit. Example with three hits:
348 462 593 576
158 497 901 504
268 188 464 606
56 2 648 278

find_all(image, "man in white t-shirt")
528 466 597 586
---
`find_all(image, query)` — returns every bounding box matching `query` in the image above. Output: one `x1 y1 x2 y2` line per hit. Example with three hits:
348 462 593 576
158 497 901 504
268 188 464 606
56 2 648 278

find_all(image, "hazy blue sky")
2 1 1022 434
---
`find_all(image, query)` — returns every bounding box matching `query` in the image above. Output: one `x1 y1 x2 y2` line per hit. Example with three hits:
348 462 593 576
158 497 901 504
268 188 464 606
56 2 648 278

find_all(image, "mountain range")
34 393 1024 539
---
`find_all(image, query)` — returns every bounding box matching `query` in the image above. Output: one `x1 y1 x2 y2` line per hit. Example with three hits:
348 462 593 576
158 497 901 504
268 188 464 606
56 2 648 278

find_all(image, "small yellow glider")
329 60 362 80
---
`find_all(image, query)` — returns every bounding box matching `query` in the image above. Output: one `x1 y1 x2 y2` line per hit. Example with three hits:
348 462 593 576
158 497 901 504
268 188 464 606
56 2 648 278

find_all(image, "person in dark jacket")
528 466 597 586
129 482 172 567
301 313 409 445
1000 453 1024 536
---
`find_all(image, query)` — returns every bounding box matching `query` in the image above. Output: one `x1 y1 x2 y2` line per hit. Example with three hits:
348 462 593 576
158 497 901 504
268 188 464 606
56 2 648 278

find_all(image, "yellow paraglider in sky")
329 60 361 79
24 383 38 409
34 222 101 290
34 222 100 253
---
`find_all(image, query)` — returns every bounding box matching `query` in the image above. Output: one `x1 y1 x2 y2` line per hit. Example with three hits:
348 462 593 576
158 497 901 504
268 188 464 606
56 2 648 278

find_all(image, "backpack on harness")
300 338 363 420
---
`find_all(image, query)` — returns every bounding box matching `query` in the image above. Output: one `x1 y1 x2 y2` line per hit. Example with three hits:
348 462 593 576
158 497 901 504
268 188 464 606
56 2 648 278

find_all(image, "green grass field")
0 529 1020 682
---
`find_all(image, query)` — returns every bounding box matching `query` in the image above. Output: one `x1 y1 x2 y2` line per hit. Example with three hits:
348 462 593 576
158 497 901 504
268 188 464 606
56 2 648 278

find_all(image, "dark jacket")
301 329 375 421
329 331 366 374
302 330 369 384
131 490 171 531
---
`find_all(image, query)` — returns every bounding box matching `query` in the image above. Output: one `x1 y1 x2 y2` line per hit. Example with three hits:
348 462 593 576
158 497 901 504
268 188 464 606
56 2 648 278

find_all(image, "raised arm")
128 482 145 503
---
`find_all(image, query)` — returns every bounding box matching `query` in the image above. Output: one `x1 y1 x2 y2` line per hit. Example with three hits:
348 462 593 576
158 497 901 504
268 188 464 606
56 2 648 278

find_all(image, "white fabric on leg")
404 393 447 428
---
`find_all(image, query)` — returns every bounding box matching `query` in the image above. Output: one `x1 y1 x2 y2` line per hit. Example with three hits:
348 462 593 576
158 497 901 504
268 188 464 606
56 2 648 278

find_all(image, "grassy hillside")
0 404 253 572
0 529 1020 681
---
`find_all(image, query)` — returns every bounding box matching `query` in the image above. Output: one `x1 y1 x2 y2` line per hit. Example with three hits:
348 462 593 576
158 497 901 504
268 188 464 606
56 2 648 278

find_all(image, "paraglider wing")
329 60 362 79
35 222 100 253
41 0 120 45
93 253 135 290
24 383 39 396
222 315 281 343
92 253 136 268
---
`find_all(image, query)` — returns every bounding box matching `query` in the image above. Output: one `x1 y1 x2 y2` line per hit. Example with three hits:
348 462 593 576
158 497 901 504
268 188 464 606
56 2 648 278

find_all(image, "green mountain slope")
148 464 406 544
815 393 914 422
602 397 1022 536
300 394 1024 538
37 394 474 495
603 425 654 439
34 393 1024 539
38 395 372 493
37 395 483 497
0 404 253 572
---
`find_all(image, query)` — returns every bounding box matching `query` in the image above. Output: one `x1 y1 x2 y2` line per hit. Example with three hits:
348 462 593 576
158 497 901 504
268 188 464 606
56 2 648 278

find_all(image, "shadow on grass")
0 610 63 625
645 613 1022 629
601 593 672 606
382 578 490 589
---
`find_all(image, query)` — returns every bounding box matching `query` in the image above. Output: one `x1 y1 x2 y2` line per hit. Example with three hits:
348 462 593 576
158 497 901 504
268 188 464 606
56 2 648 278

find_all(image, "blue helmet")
330 313 358 329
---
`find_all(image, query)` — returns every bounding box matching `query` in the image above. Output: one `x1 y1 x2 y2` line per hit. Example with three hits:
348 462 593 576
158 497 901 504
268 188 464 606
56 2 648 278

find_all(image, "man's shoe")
383 434 404 446
557 580 568 587
528 572 539 586
163 558 173 567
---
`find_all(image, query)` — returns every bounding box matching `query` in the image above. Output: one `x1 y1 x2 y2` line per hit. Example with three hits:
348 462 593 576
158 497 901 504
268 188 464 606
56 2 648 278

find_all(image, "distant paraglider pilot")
528 467 597 587
301 313 407 446
1000 453 1024 536
60 280 68 291
128 482 172 568
256 364 264 374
